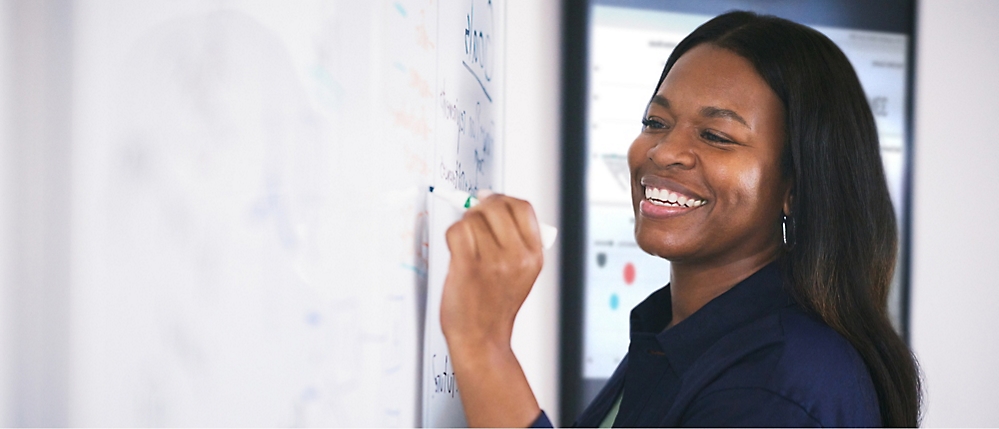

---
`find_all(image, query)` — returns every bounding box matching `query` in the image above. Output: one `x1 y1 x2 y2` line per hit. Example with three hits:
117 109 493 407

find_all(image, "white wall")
505 0 563 425
0 1 11 426
1 1 73 426
910 0 999 426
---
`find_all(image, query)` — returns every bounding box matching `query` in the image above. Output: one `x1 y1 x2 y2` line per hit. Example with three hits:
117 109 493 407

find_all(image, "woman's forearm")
451 341 540 427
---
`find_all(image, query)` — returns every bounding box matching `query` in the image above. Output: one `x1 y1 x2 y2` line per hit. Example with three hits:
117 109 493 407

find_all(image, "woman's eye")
701 130 733 144
641 117 669 130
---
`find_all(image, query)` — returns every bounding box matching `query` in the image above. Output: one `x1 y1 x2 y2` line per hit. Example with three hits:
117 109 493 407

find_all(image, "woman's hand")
441 190 543 349
440 191 544 427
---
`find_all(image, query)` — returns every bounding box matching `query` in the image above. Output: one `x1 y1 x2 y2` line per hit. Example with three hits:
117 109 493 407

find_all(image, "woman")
441 11 921 427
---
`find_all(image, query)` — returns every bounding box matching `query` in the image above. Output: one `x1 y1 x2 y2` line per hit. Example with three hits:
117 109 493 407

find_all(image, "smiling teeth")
644 186 706 208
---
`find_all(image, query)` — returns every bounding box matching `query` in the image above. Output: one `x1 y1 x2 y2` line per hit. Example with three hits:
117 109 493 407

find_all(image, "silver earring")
781 213 795 249
782 214 788 245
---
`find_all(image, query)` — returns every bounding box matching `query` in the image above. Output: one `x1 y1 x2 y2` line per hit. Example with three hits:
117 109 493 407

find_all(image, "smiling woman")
630 44 789 275
440 10 920 428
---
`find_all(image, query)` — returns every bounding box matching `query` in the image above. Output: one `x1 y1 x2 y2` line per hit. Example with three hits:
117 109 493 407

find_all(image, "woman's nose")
647 127 697 169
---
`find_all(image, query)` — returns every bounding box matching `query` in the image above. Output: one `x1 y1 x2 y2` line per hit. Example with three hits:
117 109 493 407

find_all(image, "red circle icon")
623 262 636 285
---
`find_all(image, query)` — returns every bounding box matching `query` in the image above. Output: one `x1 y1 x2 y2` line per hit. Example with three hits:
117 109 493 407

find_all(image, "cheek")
736 167 765 203
628 135 652 173
713 159 766 208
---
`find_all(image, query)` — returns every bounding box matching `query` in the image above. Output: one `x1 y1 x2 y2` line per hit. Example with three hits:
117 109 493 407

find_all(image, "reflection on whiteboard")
69 0 503 426
583 6 910 379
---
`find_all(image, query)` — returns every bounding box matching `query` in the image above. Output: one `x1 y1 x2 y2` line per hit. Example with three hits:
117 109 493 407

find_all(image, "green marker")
429 186 558 249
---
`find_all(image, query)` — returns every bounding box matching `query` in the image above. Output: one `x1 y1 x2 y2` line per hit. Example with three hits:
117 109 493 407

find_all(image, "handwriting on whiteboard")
438 89 495 193
463 0 495 101
431 354 459 399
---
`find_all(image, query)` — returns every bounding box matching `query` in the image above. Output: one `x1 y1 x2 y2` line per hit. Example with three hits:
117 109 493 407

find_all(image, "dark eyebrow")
700 106 750 129
649 96 750 129
649 95 669 109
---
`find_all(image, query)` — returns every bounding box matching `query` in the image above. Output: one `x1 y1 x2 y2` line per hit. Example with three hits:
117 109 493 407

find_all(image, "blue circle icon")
610 293 620 310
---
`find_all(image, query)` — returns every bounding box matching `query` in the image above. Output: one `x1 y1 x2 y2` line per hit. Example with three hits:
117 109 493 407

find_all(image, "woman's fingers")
468 196 520 251
505 197 543 252
468 193 541 252
446 199 510 262
444 192 543 288
445 216 480 261
464 210 501 259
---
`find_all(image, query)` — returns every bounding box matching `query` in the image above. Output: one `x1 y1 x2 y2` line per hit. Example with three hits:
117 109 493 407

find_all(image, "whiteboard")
422 0 504 426
69 0 503 426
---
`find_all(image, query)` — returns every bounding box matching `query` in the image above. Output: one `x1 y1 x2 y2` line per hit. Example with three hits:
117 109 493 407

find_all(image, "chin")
634 227 690 261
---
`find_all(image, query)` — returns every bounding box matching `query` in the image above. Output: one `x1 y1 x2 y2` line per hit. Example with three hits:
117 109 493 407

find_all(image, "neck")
667 246 781 329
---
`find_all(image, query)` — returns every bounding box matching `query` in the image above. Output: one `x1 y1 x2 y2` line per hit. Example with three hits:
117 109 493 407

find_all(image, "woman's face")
628 43 789 265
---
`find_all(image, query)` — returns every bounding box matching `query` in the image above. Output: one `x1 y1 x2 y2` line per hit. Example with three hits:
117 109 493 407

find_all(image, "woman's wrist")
450 339 540 427
449 336 513 376
446 325 512 360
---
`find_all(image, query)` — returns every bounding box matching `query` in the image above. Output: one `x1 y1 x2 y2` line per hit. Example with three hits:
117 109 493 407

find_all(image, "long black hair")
654 11 921 426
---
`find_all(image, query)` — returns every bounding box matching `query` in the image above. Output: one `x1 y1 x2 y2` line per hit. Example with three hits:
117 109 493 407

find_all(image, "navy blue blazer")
532 262 880 427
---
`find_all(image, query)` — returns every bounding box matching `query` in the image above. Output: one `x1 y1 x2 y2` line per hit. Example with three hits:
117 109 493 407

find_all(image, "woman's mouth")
644 185 707 208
